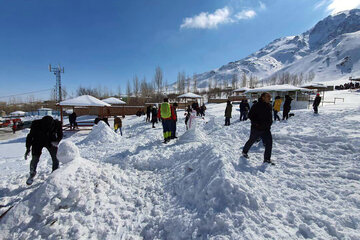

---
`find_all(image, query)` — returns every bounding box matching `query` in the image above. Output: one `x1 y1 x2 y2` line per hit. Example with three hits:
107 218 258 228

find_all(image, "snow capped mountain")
194 9 360 88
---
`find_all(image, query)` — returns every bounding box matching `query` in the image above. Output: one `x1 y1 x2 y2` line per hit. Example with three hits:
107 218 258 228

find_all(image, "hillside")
193 9 360 88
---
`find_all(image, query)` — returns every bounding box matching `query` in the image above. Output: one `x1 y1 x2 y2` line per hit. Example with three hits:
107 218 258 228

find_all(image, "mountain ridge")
190 9 360 89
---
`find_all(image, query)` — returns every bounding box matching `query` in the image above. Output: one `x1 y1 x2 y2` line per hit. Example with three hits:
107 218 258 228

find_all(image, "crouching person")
24 116 63 185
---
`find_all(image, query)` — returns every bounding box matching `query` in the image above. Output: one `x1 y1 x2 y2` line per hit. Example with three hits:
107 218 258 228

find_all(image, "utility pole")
49 64 64 103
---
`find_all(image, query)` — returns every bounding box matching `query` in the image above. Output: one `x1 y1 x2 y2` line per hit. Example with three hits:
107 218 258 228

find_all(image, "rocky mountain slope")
193 9 360 88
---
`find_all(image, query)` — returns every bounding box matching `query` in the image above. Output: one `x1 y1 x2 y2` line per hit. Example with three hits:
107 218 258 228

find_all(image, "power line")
0 88 53 99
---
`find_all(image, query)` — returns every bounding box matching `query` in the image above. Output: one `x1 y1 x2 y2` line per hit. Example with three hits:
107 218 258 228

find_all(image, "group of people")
23 93 322 184
191 102 206 117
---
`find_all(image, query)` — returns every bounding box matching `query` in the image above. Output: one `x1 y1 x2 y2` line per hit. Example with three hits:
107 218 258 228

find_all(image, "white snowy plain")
0 90 359 240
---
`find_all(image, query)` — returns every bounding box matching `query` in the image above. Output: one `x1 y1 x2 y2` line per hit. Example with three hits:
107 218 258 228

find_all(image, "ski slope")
1 90 360 239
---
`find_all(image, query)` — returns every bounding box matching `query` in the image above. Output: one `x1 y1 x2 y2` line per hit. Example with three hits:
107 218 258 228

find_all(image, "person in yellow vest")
273 96 282 121
114 116 122 136
158 98 175 143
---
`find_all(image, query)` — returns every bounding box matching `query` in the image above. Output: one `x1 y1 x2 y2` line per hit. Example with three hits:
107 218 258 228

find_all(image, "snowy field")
1 90 360 239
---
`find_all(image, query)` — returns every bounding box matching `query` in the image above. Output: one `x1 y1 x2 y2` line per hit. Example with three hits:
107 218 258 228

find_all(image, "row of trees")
73 68 317 101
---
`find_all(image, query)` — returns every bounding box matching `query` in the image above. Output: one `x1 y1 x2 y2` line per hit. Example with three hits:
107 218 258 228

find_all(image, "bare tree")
270 74 277 85
140 77 148 97
291 74 299 86
126 80 131 100
186 76 191 93
241 72 247 87
154 66 163 94
307 71 315 82
133 75 140 97
117 85 122 98
231 74 238 89
223 78 229 89
164 79 169 94
298 72 304 86
193 73 198 93
249 75 258 88
177 71 186 94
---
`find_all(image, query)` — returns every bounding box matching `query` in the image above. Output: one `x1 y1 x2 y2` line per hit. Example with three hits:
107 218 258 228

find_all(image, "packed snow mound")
57 140 80 164
0 157 150 239
178 125 207 143
81 120 120 144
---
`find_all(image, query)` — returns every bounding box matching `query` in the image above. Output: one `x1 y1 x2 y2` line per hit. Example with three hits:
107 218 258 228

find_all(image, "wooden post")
60 106 63 125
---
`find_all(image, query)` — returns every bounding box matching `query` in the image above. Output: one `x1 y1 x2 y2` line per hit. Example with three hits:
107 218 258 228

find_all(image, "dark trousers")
273 110 280 121
162 119 171 139
313 105 318 114
243 126 272 161
225 117 231 126
283 108 290 120
170 120 177 138
70 121 77 129
30 145 59 177
240 111 245 121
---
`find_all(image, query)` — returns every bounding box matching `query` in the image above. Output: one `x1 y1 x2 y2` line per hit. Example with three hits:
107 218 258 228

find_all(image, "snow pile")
0 156 153 239
1 90 360 239
81 120 120 144
57 140 80 164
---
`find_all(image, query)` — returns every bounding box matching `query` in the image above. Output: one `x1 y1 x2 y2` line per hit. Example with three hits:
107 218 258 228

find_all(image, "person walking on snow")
273 96 282 121
114 116 122 136
151 105 158 128
242 92 274 164
158 98 176 143
313 93 321 114
146 105 152 122
282 95 292 120
225 100 232 126
69 112 77 130
170 103 178 139
240 99 250 121
24 116 63 185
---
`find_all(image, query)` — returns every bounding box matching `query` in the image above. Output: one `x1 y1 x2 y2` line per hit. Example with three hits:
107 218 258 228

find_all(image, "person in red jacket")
170 103 178 139
158 98 176 143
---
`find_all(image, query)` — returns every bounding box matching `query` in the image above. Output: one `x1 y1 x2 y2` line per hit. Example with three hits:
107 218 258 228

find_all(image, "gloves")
24 149 30 160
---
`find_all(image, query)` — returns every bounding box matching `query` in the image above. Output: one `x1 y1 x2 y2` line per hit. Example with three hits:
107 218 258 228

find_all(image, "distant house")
9 111 26 117
245 84 312 110
37 107 53 116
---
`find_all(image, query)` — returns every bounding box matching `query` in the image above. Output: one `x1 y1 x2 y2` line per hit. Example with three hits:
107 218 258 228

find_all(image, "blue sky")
1 0 359 101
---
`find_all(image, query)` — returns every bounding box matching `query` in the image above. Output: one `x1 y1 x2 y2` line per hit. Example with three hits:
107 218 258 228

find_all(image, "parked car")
0 120 11 128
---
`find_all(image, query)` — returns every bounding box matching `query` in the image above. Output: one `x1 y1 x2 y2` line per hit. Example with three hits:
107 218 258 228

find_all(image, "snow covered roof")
300 83 327 89
59 95 111 107
37 107 53 111
10 111 26 116
233 87 250 92
177 93 202 98
245 84 312 93
102 97 126 105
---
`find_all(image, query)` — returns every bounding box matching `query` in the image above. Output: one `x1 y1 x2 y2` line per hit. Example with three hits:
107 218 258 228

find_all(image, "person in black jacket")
24 116 63 184
146 105 152 122
224 100 232 126
69 112 77 130
282 95 293 120
240 99 250 121
242 92 274 164
313 93 321 114
151 105 158 128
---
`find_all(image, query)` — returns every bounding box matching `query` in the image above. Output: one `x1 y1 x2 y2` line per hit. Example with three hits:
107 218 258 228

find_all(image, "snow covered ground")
1 90 360 239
